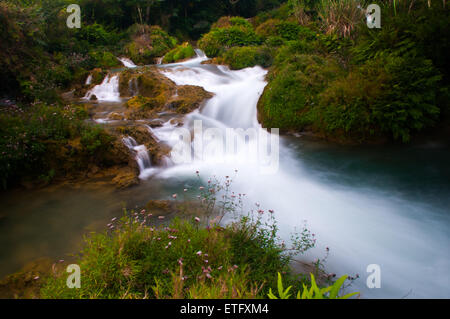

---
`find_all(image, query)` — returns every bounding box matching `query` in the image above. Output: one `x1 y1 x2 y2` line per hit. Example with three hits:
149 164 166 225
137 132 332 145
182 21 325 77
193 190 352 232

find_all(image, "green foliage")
162 42 196 63
268 273 359 299
40 213 298 298
88 51 121 69
125 25 177 64
198 17 262 58
222 46 273 70
81 125 114 156
0 102 113 188
258 53 343 131
316 55 442 142
41 176 317 299
317 0 366 38
256 19 316 41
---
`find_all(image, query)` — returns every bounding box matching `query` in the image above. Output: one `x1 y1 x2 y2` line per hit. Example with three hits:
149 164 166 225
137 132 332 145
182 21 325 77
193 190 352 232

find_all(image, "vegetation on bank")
0 102 130 189
1 0 449 190
41 176 358 299
163 42 196 64
199 1 449 143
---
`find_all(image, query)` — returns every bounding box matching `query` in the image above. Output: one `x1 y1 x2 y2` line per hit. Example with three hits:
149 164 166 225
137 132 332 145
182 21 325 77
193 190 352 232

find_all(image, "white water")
145 53 450 298
85 74 92 85
118 57 137 68
122 137 156 179
84 74 121 102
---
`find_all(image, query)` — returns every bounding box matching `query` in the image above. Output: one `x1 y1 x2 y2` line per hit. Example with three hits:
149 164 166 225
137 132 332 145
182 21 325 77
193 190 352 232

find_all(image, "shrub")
317 55 442 142
256 19 317 41
258 53 343 131
222 46 273 70
268 273 359 299
0 102 113 188
125 25 177 64
198 17 262 58
162 42 196 63
317 0 366 38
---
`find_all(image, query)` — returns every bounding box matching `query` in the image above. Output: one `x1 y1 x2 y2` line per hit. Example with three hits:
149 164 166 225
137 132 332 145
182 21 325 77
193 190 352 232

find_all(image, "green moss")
198 17 262 58
258 53 343 131
162 42 196 63
222 46 273 70
316 55 442 143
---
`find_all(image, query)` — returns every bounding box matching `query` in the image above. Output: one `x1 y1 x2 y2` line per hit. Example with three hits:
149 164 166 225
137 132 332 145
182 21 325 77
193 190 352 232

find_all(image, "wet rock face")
114 125 171 167
112 167 139 189
119 67 213 119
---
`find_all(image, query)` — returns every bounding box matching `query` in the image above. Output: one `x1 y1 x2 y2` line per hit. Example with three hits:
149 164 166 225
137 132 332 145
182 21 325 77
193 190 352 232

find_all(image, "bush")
316 55 442 142
163 42 196 63
222 46 273 70
256 19 317 41
0 102 114 188
198 17 262 58
125 25 177 64
258 53 343 131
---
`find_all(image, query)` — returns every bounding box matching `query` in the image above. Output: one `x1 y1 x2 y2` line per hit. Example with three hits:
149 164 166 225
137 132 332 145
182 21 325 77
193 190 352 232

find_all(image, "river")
1 52 449 299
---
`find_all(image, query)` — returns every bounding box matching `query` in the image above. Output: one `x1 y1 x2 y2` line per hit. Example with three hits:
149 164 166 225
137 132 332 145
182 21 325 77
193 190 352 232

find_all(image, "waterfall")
129 77 139 96
118 57 137 68
85 74 92 85
122 136 156 179
149 54 450 298
84 74 121 102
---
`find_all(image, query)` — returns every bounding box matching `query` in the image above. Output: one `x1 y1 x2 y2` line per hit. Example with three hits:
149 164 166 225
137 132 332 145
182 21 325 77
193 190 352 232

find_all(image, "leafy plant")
268 273 359 299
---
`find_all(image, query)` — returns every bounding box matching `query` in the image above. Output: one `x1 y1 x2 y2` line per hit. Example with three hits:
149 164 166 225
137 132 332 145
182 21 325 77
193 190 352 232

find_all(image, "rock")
120 66 213 120
112 167 139 189
0 258 54 299
108 112 125 121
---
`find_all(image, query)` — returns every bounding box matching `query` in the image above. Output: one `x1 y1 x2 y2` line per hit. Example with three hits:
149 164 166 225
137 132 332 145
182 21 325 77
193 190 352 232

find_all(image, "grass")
40 175 350 299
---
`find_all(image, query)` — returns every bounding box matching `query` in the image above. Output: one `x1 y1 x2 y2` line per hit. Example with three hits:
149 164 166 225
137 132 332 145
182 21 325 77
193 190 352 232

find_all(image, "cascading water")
122 137 156 179
146 51 450 298
118 57 137 68
85 74 92 85
84 74 121 102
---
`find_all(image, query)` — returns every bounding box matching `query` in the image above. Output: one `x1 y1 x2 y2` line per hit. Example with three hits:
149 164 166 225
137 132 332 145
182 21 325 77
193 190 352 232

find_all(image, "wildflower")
111 217 117 222
204 254 209 257
140 209 146 214
233 265 238 269
206 273 212 279
183 189 188 192
218 266 223 270
194 217 200 223
204 260 209 264
268 210 274 214
158 216 165 220
199 186 204 190
148 213 153 217
178 258 183 266
187 239 191 243
34 276 39 280
58 260 64 263
172 194 177 199
196 251 202 256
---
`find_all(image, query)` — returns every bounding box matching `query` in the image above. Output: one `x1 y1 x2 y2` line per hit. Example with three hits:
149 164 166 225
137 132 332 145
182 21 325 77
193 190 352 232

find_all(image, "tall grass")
318 0 367 38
